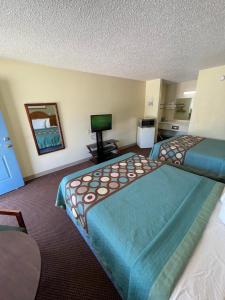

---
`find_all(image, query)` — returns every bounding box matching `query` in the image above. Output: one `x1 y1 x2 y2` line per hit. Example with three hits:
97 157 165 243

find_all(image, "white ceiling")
0 0 225 82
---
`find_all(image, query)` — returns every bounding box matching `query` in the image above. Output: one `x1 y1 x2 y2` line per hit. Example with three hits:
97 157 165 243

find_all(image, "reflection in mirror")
25 103 65 155
174 98 192 120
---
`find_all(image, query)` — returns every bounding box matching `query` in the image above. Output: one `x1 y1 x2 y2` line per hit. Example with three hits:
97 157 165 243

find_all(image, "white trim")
24 157 91 181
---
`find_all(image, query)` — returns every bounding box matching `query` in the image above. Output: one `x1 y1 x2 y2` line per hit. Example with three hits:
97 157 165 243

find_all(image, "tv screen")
91 114 112 132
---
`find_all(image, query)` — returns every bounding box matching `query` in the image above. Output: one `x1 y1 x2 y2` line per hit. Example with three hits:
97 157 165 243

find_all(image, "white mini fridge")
137 126 155 148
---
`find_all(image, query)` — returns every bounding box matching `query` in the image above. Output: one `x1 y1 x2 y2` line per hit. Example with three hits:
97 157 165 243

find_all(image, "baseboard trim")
24 143 137 182
24 156 91 181
119 142 136 150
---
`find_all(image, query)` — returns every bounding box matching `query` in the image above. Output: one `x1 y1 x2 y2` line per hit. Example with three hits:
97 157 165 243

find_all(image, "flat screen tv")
91 114 112 132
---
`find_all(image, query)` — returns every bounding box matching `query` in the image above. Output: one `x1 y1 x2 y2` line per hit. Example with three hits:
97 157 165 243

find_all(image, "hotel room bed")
56 152 225 300
34 127 61 149
150 135 225 181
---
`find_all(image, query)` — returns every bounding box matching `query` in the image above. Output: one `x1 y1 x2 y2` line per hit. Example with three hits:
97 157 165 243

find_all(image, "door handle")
6 144 13 148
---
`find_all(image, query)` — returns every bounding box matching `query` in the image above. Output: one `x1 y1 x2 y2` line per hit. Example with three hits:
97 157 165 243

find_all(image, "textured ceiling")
0 0 225 82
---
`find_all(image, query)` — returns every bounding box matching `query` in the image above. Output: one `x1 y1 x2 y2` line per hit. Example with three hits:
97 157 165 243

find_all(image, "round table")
0 231 41 300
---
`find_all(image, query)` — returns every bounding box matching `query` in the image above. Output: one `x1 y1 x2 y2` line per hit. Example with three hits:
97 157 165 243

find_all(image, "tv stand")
96 131 103 155
87 139 119 164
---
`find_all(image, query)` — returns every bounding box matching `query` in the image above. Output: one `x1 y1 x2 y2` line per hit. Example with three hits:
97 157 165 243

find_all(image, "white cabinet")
137 126 155 148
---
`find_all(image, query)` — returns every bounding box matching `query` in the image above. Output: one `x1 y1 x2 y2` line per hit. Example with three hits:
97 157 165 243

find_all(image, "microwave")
138 118 155 128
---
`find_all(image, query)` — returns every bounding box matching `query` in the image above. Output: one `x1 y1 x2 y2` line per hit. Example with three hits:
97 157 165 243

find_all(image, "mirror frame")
24 102 65 155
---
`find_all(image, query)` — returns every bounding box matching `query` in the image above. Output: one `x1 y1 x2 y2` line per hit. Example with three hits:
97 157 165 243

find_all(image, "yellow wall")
189 65 225 139
0 59 145 178
162 80 197 121
144 79 162 141
173 80 197 99
144 79 161 118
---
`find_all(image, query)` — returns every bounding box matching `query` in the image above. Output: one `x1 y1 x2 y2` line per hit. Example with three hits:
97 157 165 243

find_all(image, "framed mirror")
25 103 65 155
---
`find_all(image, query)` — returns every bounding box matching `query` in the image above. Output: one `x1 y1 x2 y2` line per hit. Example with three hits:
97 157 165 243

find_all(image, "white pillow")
45 118 51 128
219 203 225 225
32 118 47 130
220 187 225 204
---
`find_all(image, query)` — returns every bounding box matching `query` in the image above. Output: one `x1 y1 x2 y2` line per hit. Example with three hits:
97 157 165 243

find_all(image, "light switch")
148 97 154 106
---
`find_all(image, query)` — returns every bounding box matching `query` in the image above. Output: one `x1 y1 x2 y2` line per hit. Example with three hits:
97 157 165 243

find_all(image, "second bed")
150 134 225 181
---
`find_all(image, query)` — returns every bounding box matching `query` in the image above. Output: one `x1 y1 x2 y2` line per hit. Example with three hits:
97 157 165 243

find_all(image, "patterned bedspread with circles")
64 154 162 232
158 135 204 165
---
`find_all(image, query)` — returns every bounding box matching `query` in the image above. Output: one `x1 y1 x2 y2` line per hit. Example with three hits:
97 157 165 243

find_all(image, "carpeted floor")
0 146 150 300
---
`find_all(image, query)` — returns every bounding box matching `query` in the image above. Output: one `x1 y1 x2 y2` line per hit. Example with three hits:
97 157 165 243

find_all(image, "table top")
87 139 118 148
0 231 41 300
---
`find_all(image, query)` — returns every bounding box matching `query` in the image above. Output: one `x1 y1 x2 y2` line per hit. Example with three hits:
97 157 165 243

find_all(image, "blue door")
0 112 24 195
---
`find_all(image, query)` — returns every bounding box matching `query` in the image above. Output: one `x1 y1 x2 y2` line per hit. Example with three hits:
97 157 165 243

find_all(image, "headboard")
29 111 49 119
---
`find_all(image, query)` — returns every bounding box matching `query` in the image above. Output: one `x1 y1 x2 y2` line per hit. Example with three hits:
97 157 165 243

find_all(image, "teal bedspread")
151 136 225 179
34 127 61 149
56 153 224 300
